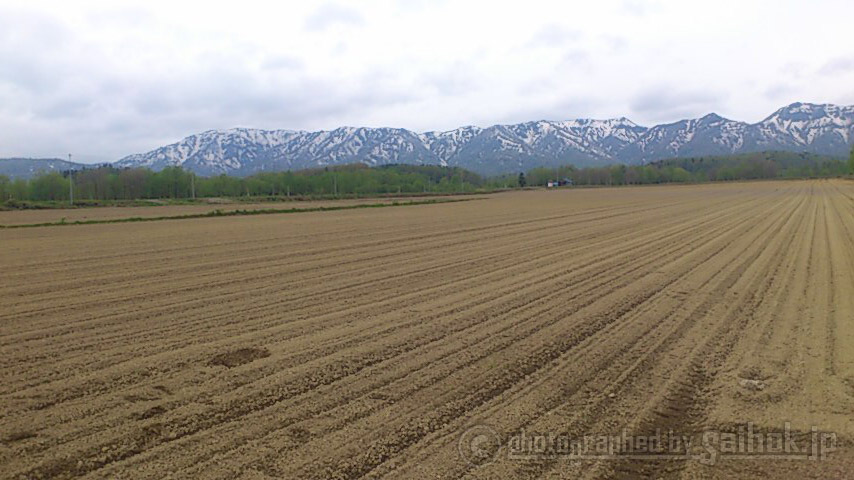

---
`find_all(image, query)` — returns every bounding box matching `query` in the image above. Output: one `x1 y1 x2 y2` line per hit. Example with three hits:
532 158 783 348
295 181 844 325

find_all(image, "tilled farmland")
0 197 446 226
1 180 853 479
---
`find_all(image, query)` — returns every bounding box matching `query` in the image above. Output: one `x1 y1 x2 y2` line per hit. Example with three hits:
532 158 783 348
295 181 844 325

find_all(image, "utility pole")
68 153 74 205
333 174 338 196
190 173 196 200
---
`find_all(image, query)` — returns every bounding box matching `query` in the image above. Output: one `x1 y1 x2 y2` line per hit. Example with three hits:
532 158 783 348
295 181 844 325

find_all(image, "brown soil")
0 196 447 226
0 180 851 479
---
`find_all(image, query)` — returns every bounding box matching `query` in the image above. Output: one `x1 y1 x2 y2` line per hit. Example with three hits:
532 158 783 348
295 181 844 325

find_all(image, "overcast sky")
2 0 854 163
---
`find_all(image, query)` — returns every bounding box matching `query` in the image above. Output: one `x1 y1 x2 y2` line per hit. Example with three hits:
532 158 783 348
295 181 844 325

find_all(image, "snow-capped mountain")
116 103 854 176
754 103 853 154
621 113 752 163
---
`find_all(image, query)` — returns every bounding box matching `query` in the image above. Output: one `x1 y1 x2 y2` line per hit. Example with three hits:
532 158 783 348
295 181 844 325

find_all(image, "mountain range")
3 102 852 178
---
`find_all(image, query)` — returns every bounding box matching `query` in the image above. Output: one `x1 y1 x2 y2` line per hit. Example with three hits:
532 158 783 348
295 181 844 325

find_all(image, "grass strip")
0 198 476 229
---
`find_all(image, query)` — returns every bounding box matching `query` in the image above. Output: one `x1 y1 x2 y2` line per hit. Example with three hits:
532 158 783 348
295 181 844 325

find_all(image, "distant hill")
0 158 87 180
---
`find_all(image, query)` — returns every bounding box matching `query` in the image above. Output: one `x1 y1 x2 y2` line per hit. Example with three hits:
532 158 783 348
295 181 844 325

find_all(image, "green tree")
118 168 150 199
10 179 28 200
849 145 854 174
518 172 526 188
29 172 70 201
75 166 117 200
0 174 9 201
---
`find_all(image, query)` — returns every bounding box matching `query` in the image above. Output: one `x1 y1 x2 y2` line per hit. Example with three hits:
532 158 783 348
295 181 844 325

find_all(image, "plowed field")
0 197 448 226
2 180 852 479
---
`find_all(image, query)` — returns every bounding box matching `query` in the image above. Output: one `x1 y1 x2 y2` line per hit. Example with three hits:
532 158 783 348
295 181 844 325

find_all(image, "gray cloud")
602 34 629 52
528 24 581 48
396 0 448 11
630 87 725 123
261 55 305 71
622 0 655 16
1 1 853 161
0 17 415 161
496 95 603 125
0 11 74 95
819 56 854 75
304 3 365 31
763 83 800 100
559 49 592 69
421 61 481 96
85 6 156 29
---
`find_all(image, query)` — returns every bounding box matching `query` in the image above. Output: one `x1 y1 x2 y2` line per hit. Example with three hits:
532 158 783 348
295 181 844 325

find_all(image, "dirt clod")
209 347 271 368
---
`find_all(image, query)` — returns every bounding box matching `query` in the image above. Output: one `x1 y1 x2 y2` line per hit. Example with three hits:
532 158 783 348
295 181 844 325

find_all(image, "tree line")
0 164 485 203
1 150 852 204
508 151 853 187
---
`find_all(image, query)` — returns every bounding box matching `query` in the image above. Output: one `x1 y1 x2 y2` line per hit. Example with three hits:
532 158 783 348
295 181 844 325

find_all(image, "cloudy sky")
2 0 854 163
